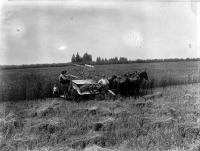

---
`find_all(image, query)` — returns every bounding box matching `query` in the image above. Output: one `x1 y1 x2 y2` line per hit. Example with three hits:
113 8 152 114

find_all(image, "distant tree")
119 57 128 63
108 57 118 64
95 56 128 64
82 52 92 63
71 54 76 63
94 56 103 64
70 52 92 63
104 58 108 64
114 57 118 63
101 58 105 63
96 57 101 64
75 52 82 62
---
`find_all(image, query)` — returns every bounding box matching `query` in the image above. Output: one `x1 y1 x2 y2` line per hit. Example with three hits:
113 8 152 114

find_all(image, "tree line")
71 52 92 63
71 52 128 64
71 52 200 65
96 57 128 64
1 51 200 70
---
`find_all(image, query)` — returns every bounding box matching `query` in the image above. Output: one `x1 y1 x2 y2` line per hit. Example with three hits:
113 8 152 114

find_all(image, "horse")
108 75 117 91
128 70 148 96
118 74 130 96
136 70 149 96
108 71 148 97
129 72 139 96
108 75 122 95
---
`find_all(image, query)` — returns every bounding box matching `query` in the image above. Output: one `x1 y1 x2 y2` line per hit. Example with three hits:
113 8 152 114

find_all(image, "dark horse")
108 75 120 94
122 74 132 96
108 70 148 97
134 70 148 96
109 74 130 96
108 75 117 91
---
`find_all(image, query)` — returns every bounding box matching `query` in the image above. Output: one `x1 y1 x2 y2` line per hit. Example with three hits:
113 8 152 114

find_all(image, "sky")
0 0 199 65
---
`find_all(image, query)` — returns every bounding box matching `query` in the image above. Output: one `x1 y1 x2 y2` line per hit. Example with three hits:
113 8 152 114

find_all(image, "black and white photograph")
0 0 200 150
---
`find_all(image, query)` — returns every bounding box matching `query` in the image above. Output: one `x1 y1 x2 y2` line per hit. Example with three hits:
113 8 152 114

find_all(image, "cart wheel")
89 84 95 93
71 89 80 102
64 92 70 100
65 89 73 100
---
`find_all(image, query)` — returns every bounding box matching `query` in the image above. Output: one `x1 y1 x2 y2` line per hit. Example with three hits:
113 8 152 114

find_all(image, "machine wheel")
88 84 96 93
71 89 80 101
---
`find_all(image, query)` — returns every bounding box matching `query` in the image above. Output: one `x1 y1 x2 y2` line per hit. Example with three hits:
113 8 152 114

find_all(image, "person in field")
52 84 59 97
59 70 78 96
59 70 70 84
59 70 71 96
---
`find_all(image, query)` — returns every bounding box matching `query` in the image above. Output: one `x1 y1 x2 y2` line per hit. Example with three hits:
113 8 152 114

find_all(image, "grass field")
0 83 200 151
0 61 200 150
0 61 200 101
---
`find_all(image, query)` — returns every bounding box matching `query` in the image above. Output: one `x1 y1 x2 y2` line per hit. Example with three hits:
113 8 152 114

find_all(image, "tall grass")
0 72 56 102
0 61 199 102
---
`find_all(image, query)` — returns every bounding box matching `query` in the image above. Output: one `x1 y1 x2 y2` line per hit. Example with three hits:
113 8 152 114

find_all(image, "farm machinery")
60 79 100 100
58 64 115 101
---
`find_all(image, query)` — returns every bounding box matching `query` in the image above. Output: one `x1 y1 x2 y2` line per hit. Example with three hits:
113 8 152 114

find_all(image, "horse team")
108 70 149 96
56 69 149 98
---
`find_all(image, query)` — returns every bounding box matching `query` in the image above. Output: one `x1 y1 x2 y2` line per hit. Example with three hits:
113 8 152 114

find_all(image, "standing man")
59 70 78 97
59 70 71 97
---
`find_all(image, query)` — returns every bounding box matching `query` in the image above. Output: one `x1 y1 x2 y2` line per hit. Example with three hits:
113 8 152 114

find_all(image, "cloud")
122 30 143 48
58 45 67 51
0 1 199 65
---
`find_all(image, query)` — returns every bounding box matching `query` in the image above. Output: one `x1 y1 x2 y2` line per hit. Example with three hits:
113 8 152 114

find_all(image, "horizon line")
1 57 200 66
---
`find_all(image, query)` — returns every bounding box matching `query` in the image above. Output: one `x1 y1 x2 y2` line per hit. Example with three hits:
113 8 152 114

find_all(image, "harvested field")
1 83 200 151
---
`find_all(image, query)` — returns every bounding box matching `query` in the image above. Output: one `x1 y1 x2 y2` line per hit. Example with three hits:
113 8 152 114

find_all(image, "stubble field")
0 83 200 151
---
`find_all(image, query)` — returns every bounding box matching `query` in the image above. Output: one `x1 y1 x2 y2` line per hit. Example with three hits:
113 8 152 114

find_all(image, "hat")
61 70 67 74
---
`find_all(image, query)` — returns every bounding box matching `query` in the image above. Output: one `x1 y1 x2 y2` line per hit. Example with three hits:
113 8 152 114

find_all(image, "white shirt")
59 74 68 80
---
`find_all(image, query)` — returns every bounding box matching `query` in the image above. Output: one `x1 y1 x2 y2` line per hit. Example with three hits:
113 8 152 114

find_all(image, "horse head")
108 75 117 82
112 75 117 79
139 70 148 81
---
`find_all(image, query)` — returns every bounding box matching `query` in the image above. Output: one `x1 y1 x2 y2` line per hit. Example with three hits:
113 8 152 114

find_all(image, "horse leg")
136 84 140 98
130 84 134 96
134 88 137 99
